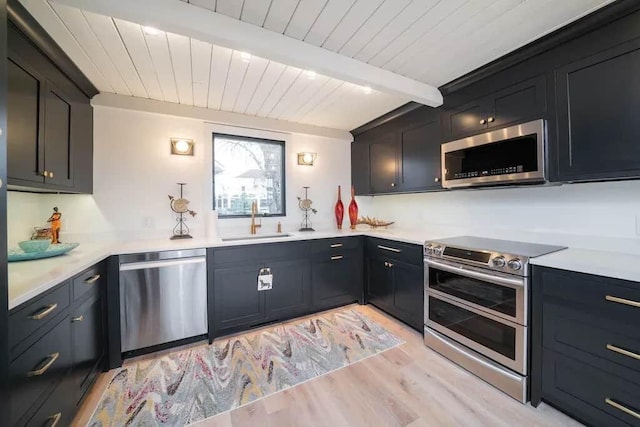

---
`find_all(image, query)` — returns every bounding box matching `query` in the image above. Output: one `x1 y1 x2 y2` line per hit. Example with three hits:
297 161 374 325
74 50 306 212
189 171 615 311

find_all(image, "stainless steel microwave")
441 119 546 189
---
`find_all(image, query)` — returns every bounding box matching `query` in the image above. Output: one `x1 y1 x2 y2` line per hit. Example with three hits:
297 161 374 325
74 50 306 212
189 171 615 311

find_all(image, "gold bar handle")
330 256 343 260
330 243 343 248
605 398 640 419
605 295 640 308
27 352 60 377
30 303 58 320
84 274 101 284
378 245 401 253
71 315 84 323
46 412 62 427
606 344 640 360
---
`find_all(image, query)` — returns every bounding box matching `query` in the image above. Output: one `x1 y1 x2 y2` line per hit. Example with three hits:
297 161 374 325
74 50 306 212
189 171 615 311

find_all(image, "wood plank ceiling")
22 0 613 131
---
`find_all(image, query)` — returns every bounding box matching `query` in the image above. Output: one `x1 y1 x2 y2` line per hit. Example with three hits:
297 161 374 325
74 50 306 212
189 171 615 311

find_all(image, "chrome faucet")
250 200 262 234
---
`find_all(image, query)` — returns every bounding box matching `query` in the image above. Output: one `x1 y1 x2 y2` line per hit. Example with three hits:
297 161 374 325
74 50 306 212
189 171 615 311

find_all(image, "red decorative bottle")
334 185 344 230
348 185 358 230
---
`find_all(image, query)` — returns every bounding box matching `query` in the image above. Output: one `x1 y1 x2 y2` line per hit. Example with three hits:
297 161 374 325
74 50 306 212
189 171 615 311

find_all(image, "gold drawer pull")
27 352 60 377
84 274 101 284
71 315 84 323
47 412 62 427
330 243 343 248
30 304 58 320
605 295 640 308
330 255 343 260
378 245 401 253
605 398 640 419
606 344 640 360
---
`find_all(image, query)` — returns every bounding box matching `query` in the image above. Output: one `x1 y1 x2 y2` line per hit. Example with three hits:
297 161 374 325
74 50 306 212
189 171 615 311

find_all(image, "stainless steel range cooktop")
424 236 566 277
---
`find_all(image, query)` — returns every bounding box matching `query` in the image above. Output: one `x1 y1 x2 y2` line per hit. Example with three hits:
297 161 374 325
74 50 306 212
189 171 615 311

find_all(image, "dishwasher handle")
120 256 206 272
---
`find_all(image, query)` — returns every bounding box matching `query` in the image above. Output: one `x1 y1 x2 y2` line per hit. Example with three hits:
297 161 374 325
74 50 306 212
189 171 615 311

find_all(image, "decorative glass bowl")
18 240 51 253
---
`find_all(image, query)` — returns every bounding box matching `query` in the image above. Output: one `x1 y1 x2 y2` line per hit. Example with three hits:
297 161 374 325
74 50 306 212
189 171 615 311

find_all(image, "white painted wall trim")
50 0 443 107
91 93 353 140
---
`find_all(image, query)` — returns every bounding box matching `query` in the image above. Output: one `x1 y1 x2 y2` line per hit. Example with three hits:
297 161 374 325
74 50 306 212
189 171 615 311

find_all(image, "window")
213 133 285 218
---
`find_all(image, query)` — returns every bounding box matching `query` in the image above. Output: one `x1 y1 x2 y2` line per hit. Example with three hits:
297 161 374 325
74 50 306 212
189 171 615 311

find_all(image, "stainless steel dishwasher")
119 248 207 353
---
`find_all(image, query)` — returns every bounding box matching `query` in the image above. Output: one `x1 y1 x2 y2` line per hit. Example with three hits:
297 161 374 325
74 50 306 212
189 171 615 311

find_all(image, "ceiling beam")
47 0 443 107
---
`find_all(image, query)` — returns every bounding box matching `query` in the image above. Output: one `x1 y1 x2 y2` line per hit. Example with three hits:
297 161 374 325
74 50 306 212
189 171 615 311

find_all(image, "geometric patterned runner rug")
88 308 404 426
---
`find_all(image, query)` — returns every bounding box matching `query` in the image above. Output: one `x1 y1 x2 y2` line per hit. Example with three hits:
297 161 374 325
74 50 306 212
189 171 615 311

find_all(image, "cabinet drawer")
212 241 309 266
9 283 70 349
544 303 640 379
367 238 422 265
10 315 72 426
72 264 104 301
25 376 75 427
540 268 640 325
543 349 640 426
311 237 361 254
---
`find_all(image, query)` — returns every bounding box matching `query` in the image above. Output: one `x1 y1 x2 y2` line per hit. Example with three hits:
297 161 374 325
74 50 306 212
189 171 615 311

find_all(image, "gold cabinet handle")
434 177 440 182
605 398 640 419
480 119 487 125
71 315 84 323
330 255 343 261
42 170 48 177
48 172 54 178
84 274 101 284
605 295 640 308
487 117 495 123
384 261 394 268
606 344 640 360
27 352 60 377
30 303 58 320
46 412 62 427
378 245 401 253
330 243 343 248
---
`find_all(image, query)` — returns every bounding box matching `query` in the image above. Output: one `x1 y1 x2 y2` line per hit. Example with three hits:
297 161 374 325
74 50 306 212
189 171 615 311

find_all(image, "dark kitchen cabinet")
366 238 424 331
399 118 442 191
369 132 399 193
311 239 363 310
265 259 311 320
351 139 370 196
71 291 104 404
441 75 547 141
531 266 640 425
6 19 95 193
555 38 640 182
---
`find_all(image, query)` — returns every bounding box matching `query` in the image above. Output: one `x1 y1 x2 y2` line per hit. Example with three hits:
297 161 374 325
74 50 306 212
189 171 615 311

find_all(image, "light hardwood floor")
72 305 581 426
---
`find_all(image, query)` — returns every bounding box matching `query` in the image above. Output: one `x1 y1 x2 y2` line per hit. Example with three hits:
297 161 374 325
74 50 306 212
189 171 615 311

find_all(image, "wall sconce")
171 138 194 156
297 152 316 166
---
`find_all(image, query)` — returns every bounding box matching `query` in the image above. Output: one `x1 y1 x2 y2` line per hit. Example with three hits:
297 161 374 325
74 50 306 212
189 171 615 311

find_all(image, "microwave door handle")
426 259 524 288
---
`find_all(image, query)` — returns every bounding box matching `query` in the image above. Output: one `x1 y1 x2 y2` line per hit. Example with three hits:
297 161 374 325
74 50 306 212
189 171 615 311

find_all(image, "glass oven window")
444 134 538 181
428 296 516 360
429 269 517 317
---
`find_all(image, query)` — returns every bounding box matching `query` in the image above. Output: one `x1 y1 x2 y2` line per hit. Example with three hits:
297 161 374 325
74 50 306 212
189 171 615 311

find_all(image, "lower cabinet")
9 262 106 426
265 259 311 320
366 238 424 331
532 266 640 426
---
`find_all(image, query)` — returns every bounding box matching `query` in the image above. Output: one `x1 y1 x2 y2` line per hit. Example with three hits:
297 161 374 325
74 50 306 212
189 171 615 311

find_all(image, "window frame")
212 132 286 219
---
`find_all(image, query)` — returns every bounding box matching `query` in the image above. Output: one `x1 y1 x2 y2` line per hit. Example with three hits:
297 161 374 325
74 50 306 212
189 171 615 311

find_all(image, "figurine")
47 207 62 244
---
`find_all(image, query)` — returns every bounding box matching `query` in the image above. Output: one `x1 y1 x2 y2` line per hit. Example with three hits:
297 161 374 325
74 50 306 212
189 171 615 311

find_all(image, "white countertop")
8 227 450 310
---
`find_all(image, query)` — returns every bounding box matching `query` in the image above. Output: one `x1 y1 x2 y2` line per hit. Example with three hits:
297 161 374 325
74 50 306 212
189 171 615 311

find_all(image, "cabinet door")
212 263 266 334
265 259 311 321
399 119 442 192
7 57 44 184
43 83 73 187
555 39 640 181
351 140 370 195
366 256 394 312
71 293 103 404
391 260 424 331
369 132 398 193
488 75 546 129
442 100 487 141
312 252 360 310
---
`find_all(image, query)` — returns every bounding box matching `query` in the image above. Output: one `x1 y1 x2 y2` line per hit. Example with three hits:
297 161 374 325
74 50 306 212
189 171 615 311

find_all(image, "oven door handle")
426 259 524 288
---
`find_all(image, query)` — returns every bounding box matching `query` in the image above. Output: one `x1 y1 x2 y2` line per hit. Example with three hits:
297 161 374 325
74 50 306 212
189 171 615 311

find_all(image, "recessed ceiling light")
305 70 316 80
143 26 161 36
362 86 372 95
240 52 252 62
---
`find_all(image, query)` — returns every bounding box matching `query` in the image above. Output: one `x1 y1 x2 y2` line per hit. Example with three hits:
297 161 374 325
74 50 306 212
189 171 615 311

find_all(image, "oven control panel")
425 241 529 276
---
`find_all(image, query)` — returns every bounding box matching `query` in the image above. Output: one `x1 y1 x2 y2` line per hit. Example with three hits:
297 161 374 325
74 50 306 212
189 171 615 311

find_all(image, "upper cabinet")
554 38 640 182
6 4 97 194
441 75 547 142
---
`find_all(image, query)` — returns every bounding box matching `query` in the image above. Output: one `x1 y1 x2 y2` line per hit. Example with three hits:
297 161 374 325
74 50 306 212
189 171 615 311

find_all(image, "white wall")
7 105 353 244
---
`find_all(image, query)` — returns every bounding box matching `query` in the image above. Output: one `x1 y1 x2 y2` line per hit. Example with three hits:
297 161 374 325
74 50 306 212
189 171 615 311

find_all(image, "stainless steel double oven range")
423 236 565 402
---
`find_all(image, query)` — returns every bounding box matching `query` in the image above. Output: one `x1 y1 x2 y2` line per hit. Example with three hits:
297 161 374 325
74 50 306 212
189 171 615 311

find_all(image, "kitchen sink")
220 233 292 242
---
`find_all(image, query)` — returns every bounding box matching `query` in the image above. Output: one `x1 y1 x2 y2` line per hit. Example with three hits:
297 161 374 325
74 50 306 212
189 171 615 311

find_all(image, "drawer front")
540 268 640 325
25 376 75 427
544 303 640 379
311 237 361 254
10 315 72 426
543 349 640 426
9 283 70 349
367 237 422 265
72 263 104 302
212 241 309 266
